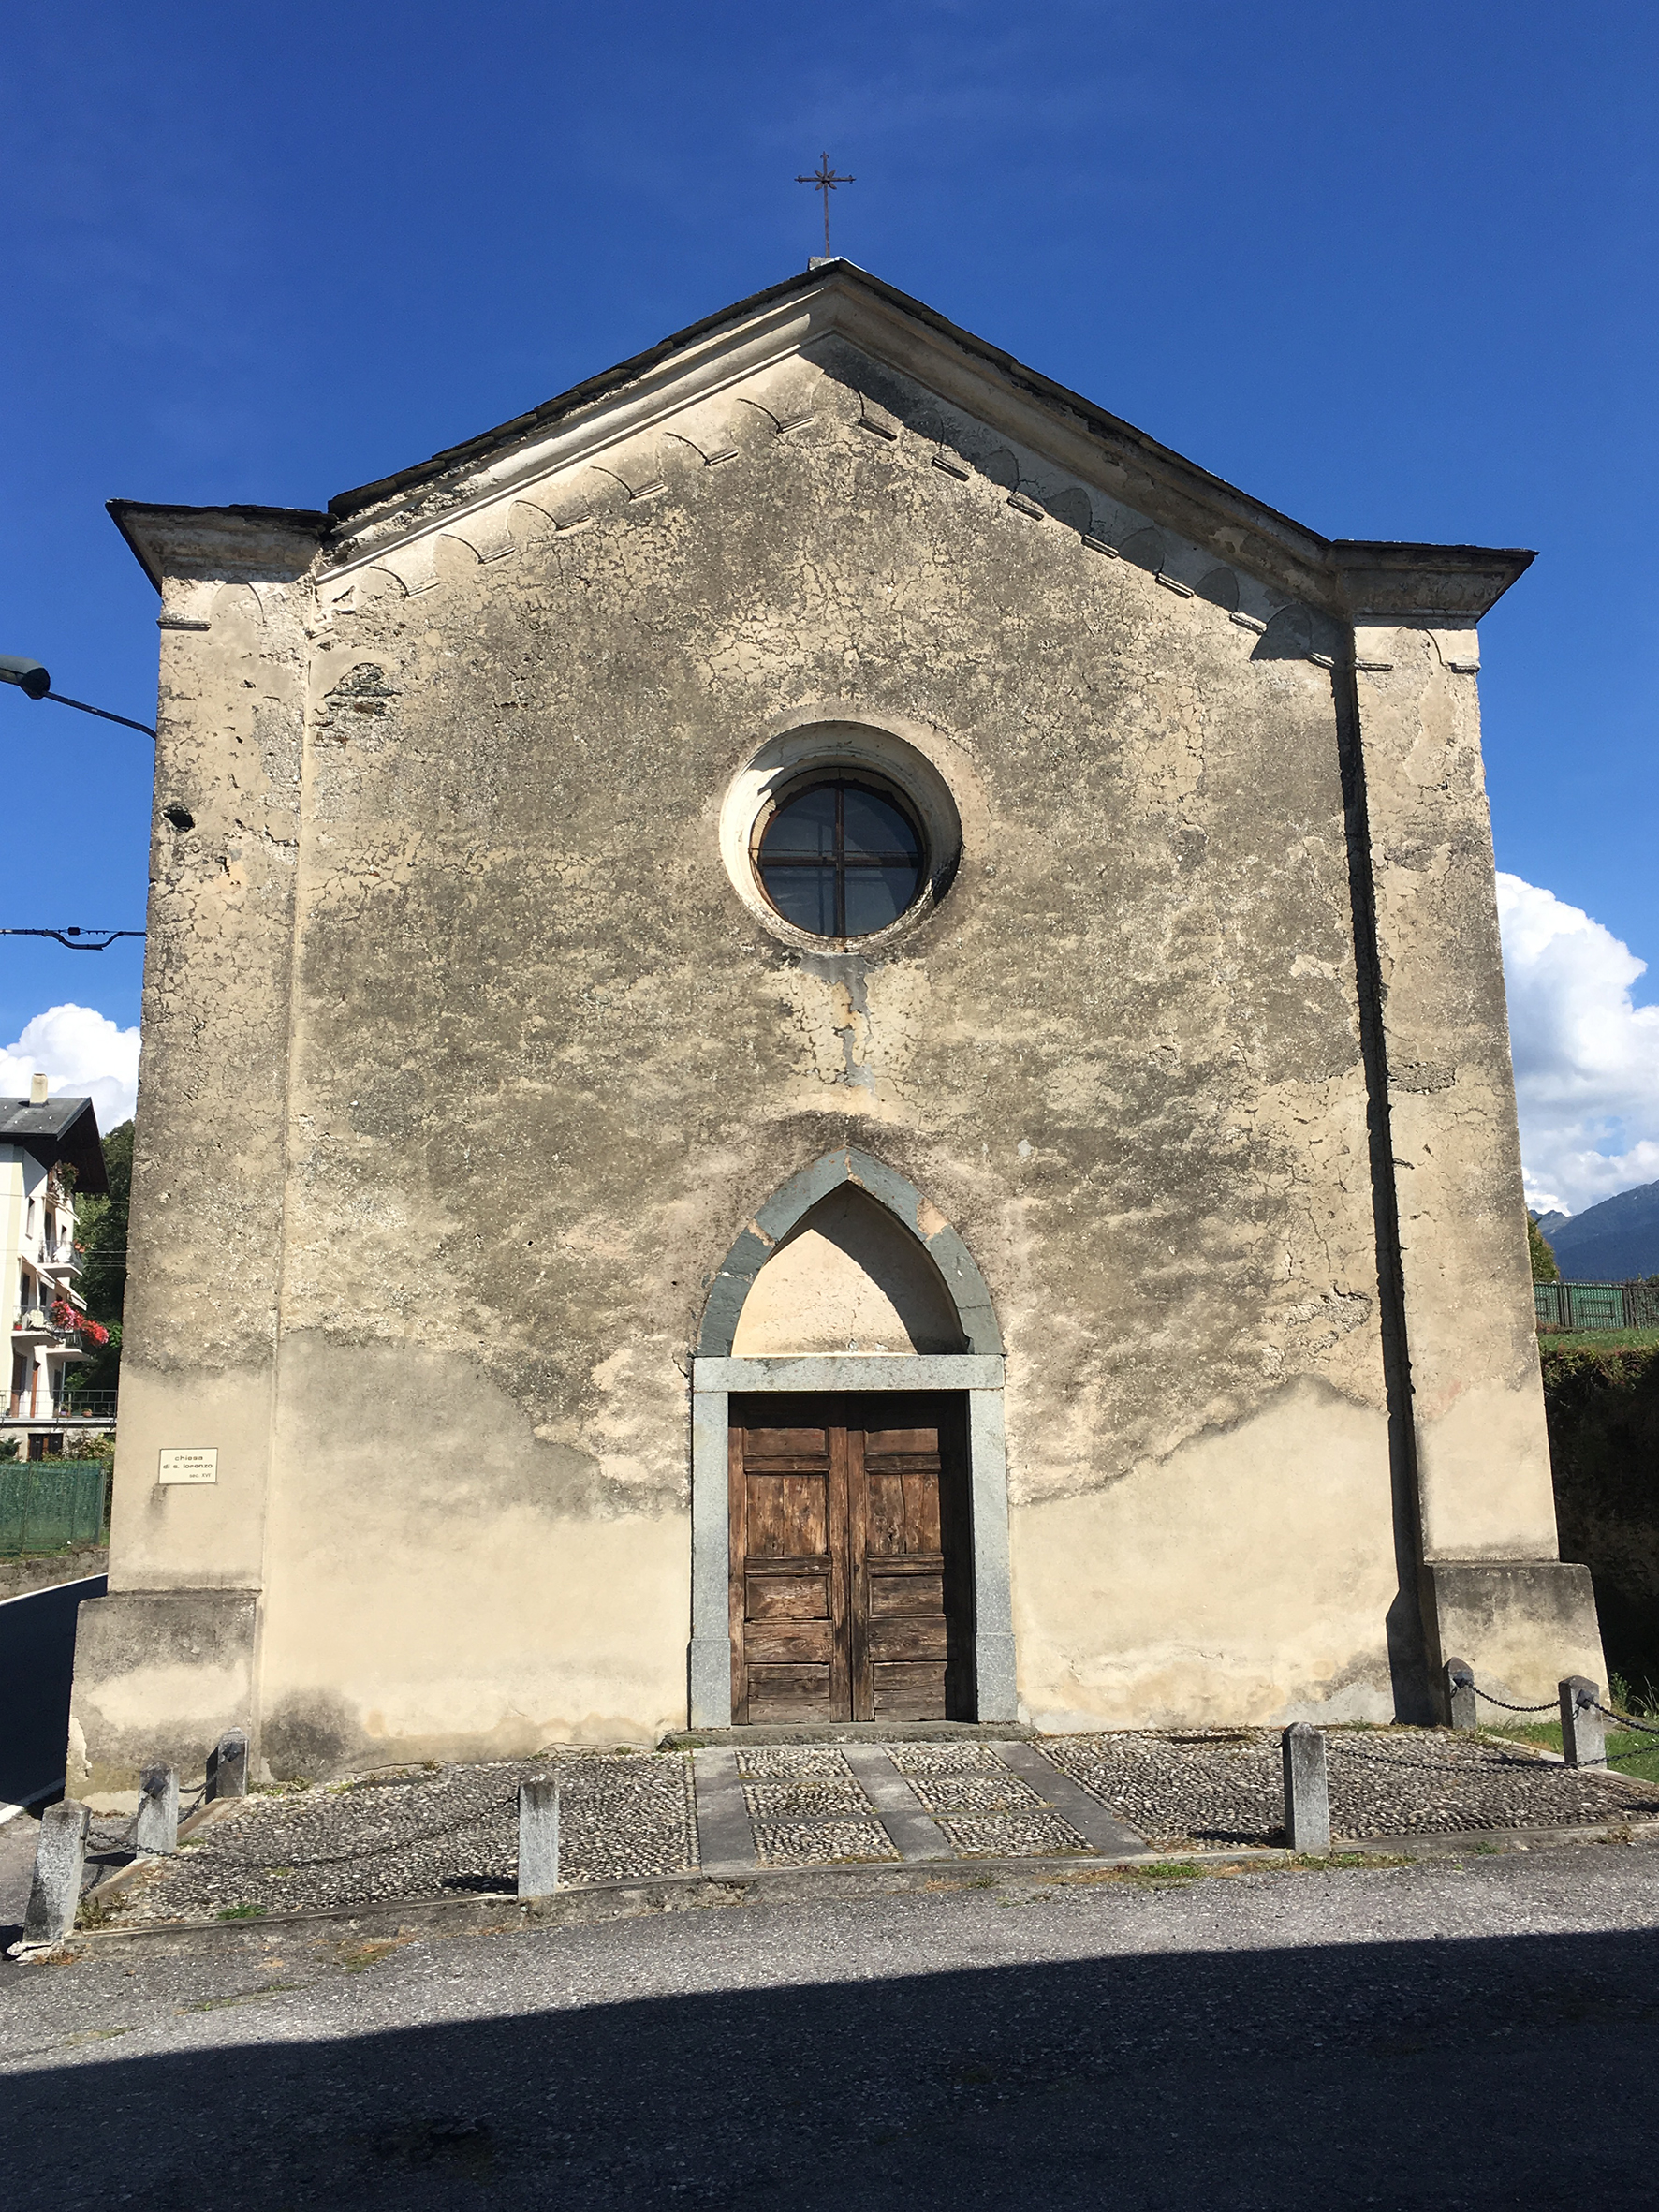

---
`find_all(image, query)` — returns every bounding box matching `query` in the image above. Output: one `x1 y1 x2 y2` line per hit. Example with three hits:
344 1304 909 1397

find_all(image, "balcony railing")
60 1388 117 1421
37 1243 81 1276
12 1310 90 1352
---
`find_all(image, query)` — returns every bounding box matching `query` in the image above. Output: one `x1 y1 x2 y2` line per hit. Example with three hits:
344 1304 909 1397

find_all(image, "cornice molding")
108 502 330 592
105 267 1537 627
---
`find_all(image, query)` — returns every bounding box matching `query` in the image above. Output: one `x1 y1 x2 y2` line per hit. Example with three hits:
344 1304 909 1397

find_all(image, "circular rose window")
719 719 963 951
755 775 927 939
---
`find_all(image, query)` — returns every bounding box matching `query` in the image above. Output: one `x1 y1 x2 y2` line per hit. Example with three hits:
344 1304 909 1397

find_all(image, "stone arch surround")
689 1149 1015 1727
697 1149 1002 1358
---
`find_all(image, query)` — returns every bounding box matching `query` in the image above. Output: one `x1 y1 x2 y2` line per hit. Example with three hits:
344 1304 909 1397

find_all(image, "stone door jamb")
689 1353 1014 1727
689 1147 1013 1728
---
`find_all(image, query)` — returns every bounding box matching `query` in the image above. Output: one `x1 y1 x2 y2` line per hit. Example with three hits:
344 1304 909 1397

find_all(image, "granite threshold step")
662 1721 1035 1748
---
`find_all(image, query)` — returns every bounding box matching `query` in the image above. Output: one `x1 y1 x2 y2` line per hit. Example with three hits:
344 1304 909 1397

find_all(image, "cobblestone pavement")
734 1742 1094 1865
1043 1727 1659 1845
60 1726 1659 1931
89 1750 696 1926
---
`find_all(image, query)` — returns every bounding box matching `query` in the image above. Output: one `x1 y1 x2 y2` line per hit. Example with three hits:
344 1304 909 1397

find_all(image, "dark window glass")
757 780 925 938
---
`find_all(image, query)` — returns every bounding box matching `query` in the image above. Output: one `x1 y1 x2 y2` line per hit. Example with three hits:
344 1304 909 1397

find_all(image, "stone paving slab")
716 1740 1112 1869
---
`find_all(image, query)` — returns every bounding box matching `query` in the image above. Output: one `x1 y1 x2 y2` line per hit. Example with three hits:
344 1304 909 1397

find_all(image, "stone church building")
70 262 1601 1793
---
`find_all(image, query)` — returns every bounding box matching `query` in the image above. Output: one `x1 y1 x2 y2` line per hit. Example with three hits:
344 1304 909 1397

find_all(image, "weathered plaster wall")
234 337 1400 1772
70 522 319 1799
73 277 1589 1784
730 1188 966 1354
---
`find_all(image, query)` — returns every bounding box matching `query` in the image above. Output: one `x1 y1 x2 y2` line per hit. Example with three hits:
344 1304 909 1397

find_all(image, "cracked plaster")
74 269 1598 1784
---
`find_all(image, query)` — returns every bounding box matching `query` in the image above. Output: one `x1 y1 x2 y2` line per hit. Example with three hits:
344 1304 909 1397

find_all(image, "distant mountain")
1534 1181 1659 1282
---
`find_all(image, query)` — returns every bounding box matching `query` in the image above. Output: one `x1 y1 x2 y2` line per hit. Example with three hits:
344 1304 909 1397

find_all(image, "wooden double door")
728 1394 974 1723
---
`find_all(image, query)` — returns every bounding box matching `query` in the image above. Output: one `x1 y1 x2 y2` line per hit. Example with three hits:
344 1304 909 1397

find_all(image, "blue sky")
3 1 1655 1202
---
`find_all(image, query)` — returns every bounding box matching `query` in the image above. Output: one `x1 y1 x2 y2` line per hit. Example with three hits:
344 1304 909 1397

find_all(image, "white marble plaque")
158 1448 218 1486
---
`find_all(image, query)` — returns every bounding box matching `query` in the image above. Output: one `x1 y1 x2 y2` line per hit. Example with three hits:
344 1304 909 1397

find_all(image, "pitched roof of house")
0 1097 109 1195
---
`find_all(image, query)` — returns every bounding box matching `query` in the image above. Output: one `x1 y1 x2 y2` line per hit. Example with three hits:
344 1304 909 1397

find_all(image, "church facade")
69 264 1601 1793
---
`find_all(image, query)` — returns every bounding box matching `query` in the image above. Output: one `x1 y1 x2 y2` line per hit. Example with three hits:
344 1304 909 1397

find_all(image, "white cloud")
0 1004 139 1137
1497 874 1659 1216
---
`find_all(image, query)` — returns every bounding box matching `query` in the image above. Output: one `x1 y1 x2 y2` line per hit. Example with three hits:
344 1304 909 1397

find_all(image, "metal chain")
1468 1674 1659 1761
1469 1685 1560 1714
184 1801 514 1871
1592 1701 1659 1739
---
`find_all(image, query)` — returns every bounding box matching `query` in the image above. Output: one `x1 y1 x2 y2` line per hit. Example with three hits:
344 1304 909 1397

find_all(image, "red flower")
48 1299 109 1346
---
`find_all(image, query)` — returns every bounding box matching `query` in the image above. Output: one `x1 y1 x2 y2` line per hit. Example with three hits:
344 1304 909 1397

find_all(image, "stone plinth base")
67 1587 257 1804
1420 1560 1605 1719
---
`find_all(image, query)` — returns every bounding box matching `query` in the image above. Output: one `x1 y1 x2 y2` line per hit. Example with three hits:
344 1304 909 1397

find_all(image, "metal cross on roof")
796 153 854 259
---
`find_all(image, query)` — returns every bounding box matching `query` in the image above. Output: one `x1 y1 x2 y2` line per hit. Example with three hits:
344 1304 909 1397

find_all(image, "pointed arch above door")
689 1150 1014 1730
697 1148 1002 1359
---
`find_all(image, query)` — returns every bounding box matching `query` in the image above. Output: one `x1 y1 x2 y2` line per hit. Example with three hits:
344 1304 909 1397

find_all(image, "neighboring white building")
0 1076 109 1453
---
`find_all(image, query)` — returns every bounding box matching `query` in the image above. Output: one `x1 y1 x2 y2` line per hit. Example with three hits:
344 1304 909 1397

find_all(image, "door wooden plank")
730 1393 971 1728
748 1664 834 1719
728 1421 748 1723
747 1618 836 1660
904 1469 943 1554
856 1399 949 1721
873 1660 950 1719
868 1571 945 1614
832 1416 857 1719
746 1572 831 1620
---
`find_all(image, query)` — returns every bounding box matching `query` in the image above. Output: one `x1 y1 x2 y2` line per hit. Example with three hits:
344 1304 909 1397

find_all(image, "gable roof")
110 260 1533 625
0 1096 109 1195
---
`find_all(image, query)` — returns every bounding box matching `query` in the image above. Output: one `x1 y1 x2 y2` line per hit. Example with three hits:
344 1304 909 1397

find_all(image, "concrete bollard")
136 1764 180 1855
207 1729 249 1801
518 1777 560 1898
1281 1724 1331 1854
22 1800 91 1945
1445 1658 1478 1733
1560 1677 1607 1769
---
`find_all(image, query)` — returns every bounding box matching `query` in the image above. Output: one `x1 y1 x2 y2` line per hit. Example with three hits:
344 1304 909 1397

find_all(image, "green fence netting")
0 1459 111 1556
1534 1280 1659 1332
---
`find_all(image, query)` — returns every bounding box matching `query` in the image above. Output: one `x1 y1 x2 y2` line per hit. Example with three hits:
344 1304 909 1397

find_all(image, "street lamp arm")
43 691 157 740
0 928 146 951
2 656 156 738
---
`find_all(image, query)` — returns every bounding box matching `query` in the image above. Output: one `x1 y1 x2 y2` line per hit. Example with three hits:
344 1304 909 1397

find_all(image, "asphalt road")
6 1845 1659 2208
0 1573 104 1815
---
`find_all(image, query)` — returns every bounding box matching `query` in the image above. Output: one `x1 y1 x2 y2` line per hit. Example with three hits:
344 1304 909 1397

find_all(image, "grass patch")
1538 1327 1659 1353
1053 1850 1409 1891
180 1984 297 2013
1483 1716 1659 1783
340 1938 408 1972
216 1904 267 1921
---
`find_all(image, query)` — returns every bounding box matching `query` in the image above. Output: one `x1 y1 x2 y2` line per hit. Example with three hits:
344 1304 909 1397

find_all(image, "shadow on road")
9 1918 1659 2207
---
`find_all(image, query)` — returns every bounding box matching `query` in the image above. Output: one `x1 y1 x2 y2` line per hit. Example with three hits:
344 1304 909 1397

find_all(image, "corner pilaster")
67 504 328 1794
1335 547 1605 1703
